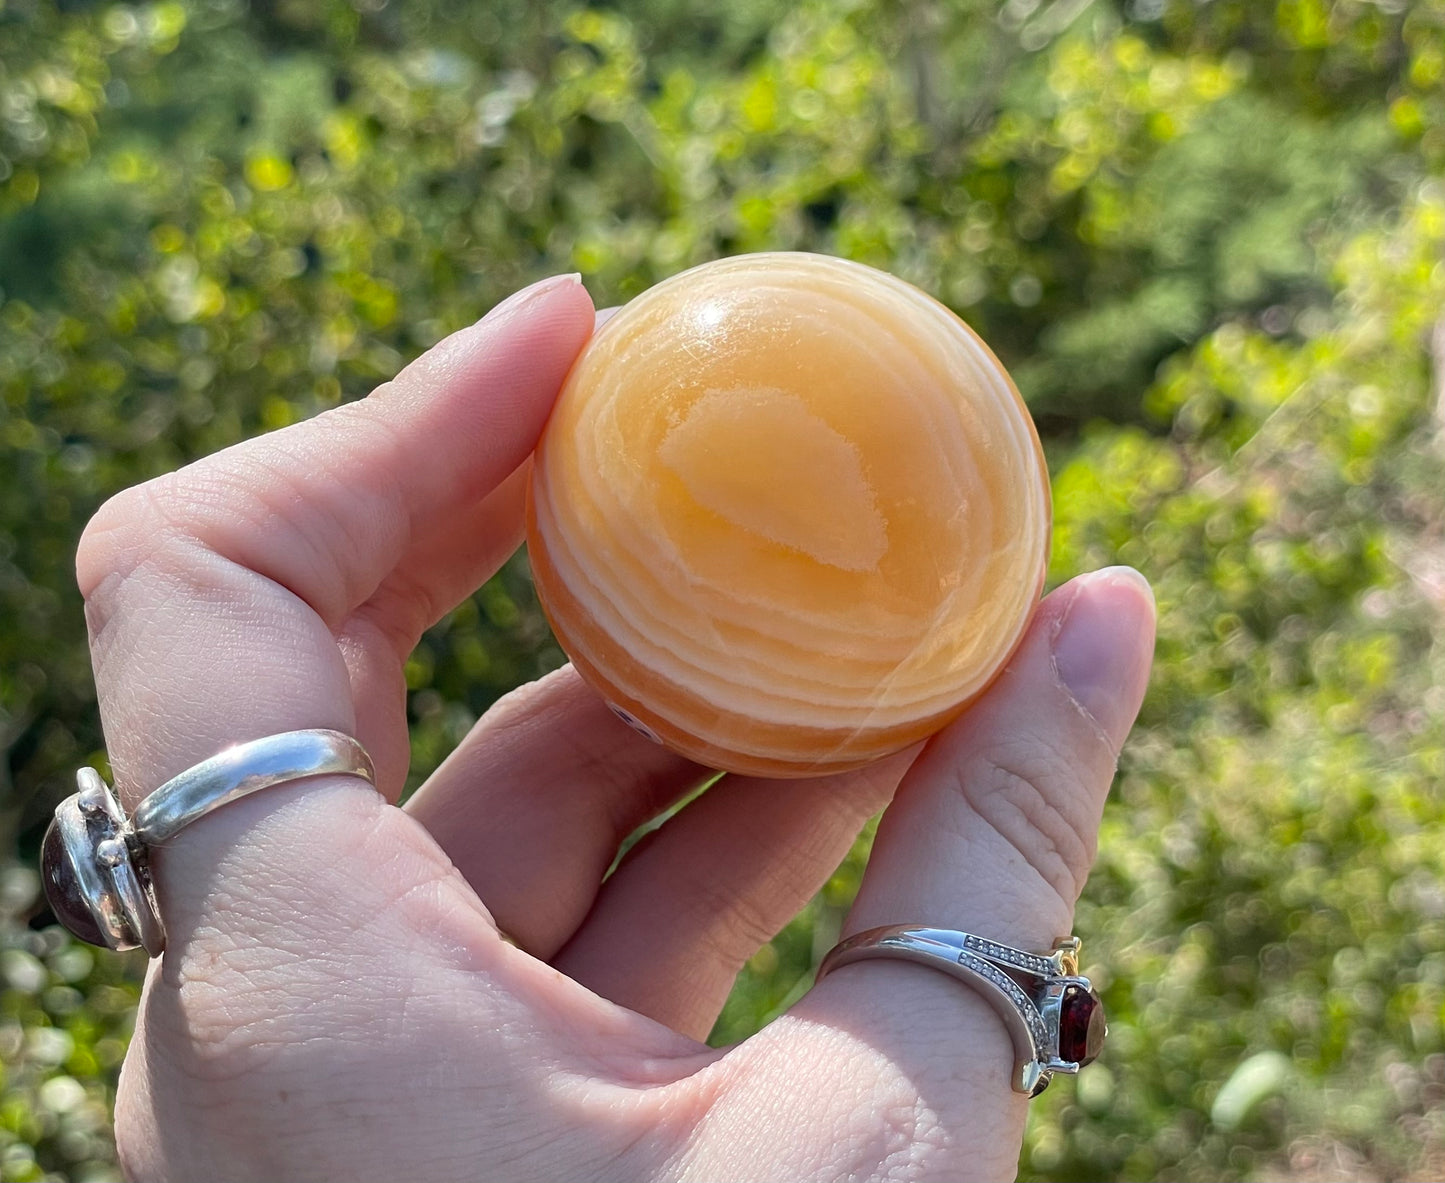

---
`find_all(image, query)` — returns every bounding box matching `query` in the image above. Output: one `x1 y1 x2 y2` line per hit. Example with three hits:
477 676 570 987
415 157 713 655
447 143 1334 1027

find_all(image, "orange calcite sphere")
526 253 1051 777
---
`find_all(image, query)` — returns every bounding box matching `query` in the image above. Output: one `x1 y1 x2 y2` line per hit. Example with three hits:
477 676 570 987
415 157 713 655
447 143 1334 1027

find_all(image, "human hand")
79 275 1155 1182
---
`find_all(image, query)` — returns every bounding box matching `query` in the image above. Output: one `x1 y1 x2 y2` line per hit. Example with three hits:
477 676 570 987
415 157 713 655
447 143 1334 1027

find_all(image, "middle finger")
404 664 710 956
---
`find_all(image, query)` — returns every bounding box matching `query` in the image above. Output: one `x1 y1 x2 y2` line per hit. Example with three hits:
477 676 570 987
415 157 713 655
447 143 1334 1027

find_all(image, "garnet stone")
1059 985 1106 1066
41 816 108 948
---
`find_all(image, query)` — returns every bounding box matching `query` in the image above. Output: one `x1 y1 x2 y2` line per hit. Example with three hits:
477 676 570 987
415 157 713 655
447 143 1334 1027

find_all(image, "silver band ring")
41 729 376 957
815 926 1106 1096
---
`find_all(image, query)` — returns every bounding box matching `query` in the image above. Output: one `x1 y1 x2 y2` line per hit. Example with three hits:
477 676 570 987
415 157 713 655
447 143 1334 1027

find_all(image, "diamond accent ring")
815 925 1107 1096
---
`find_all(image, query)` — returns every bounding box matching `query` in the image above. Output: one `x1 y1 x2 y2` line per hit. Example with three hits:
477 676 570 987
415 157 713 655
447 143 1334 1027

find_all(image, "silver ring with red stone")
40 730 375 958
815 925 1107 1096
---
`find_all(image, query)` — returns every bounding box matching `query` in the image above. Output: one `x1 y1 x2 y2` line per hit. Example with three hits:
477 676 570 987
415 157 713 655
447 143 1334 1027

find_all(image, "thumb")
676 568 1155 1183
846 564 1155 945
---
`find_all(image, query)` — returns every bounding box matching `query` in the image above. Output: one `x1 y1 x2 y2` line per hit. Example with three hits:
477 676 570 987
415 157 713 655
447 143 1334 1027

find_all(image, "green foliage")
1 869 137 1182
3 0 1444 1178
1025 185 1445 1181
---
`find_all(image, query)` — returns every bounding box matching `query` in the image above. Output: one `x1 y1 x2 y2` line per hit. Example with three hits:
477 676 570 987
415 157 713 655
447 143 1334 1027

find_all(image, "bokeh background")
2 0 1444 1179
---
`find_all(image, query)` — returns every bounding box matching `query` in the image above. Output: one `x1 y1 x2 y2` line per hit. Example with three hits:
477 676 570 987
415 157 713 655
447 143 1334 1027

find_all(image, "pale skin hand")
79 275 1156 1183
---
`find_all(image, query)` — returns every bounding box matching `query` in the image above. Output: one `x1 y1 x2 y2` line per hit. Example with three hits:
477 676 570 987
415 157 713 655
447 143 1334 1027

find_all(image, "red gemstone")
41 817 107 947
1059 986 1106 1066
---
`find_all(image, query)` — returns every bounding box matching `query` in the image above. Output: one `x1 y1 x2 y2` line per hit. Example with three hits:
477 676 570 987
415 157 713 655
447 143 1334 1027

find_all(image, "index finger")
82 274 594 646
80 274 595 799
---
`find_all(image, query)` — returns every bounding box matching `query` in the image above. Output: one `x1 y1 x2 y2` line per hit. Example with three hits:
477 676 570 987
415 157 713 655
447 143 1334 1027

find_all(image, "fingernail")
485 273 584 322
403 274 587 385
1051 566 1156 747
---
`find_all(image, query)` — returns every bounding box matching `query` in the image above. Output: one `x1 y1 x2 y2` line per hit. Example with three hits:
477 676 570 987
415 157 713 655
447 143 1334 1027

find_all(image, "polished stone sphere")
527 252 1050 777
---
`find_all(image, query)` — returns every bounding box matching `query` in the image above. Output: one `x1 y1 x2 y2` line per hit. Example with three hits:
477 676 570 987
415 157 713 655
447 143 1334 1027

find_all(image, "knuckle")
76 479 172 593
687 874 778 966
868 1093 954 1183
717 896 779 963
958 736 1109 903
77 404 408 639
77 476 198 652
630 849 785 986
